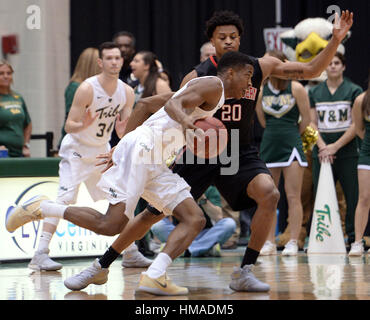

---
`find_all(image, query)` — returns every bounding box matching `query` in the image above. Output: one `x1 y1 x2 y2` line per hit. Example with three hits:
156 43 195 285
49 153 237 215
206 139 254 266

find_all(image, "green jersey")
309 78 363 158
0 91 31 157
262 81 300 129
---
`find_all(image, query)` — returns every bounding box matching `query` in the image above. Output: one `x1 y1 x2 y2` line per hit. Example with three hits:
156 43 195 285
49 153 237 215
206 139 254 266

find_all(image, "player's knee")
258 184 280 209
97 218 125 236
268 185 280 206
193 208 206 231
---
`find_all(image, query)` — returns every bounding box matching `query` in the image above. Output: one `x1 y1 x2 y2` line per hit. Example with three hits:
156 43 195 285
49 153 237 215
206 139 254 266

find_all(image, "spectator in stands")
349 71 370 256
256 50 311 256
309 53 363 246
151 186 236 257
200 41 216 62
130 51 172 102
58 48 100 148
0 60 32 157
113 31 138 88
130 51 171 101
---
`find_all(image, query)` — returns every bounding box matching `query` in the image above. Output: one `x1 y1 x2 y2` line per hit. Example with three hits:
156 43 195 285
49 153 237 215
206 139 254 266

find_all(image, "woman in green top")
256 51 311 256
349 74 370 256
0 60 32 157
309 53 363 244
58 47 100 147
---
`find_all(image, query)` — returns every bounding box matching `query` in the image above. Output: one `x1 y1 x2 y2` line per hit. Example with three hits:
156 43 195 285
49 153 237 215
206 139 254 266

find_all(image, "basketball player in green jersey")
349 73 370 256
309 52 363 245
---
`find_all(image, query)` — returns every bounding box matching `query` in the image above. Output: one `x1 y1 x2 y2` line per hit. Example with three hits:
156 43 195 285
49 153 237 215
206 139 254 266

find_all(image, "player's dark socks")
99 246 120 268
241 247 259 267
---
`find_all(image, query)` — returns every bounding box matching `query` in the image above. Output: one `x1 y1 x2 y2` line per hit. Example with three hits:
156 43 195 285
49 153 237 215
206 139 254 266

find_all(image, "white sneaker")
122 248 153 268
260 241 277 256
229 264 270 292
6 195 48 232
28 248 62 271
348 241 364 256
64 259 108 291
282 240 298 256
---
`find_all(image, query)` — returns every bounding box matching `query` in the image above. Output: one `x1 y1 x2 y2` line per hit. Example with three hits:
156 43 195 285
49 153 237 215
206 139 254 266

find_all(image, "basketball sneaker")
121 247 153 268
28 248 63 271
64 259 109 291
259 240 277 256
6 195 48 232
229 264 270 292
136 272 188 296
282 240 299 256
348 241 364 256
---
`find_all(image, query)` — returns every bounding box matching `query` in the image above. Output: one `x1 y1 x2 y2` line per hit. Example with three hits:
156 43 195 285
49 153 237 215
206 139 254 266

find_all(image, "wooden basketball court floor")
1 248 369 301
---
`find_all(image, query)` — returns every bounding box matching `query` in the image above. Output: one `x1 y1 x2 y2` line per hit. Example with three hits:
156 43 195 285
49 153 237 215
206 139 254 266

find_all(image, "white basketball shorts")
97 126 192 219
58 134 110 204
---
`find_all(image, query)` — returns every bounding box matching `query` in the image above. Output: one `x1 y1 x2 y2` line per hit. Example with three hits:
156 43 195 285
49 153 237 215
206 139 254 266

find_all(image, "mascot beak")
296 32 328 63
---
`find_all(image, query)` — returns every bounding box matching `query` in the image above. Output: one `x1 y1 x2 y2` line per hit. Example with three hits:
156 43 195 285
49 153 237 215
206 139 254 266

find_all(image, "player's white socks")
36 218 60 252
37 231 53 252
40 200 67 219
145 252 172 279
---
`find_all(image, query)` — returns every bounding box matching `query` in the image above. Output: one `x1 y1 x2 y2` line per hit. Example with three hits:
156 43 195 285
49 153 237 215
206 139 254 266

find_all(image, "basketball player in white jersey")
7 51 254 295
28 42 151 271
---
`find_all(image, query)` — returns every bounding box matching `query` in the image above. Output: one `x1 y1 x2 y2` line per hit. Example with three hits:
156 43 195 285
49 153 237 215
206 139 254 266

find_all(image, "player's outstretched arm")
261 10 353 81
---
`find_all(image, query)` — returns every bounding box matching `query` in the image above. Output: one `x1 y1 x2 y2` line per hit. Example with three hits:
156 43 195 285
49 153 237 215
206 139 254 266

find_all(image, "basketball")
190 117 228 159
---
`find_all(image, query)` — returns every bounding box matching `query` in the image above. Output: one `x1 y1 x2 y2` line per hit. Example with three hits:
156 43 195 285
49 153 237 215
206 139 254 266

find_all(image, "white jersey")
142 76 225 161
98 76 225 218
70 75 127 146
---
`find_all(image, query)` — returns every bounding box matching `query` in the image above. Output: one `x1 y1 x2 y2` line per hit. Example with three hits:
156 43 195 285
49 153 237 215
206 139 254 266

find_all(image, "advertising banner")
0 177 116 261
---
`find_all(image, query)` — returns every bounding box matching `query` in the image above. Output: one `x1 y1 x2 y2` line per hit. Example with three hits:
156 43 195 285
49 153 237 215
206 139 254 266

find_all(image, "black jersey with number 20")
194 55 263 146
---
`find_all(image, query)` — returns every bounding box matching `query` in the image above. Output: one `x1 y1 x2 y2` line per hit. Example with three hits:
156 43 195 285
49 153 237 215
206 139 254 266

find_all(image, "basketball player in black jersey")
63 10 354 294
